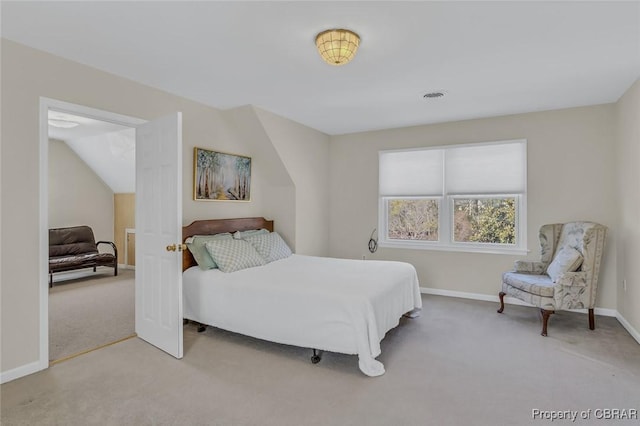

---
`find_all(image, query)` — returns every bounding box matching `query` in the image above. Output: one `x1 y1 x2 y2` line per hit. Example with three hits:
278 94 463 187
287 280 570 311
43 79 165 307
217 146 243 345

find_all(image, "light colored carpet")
48 268 135 361
3 295 639 425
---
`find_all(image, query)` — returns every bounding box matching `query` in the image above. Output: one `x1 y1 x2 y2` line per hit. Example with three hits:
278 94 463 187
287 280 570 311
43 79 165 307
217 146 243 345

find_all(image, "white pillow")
204 239 266 273
244 232 292 263
546 247 583 283
232 229 269 240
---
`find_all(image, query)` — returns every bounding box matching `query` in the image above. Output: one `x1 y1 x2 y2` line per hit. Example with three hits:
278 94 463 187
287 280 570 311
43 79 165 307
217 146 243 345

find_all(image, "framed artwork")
194 147 251 201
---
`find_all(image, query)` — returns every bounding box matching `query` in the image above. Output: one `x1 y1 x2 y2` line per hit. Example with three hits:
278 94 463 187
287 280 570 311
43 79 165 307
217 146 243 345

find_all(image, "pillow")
232 228 270 240
244 232 292 263
546 247 583 283
204 239 266 273
185 233 233 270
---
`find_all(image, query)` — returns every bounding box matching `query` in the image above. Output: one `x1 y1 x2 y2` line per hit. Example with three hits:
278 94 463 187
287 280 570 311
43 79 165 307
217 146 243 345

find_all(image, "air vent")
423 91 446 99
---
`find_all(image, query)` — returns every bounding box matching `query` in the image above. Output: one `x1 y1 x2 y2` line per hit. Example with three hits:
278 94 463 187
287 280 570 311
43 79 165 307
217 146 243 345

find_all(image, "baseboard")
0 360 44 384
615 312 640 345
419 287 617 317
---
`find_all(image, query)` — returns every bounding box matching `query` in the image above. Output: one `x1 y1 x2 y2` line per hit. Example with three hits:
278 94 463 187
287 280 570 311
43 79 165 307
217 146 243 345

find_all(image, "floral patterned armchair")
498 222 607 336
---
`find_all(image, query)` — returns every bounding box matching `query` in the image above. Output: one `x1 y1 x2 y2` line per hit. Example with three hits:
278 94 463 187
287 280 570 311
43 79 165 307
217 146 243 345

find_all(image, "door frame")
38 98 145 370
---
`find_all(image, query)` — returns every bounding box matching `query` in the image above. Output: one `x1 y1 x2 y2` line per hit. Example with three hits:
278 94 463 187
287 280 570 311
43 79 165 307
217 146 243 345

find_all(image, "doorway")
39 98 145 367
47 109 138 362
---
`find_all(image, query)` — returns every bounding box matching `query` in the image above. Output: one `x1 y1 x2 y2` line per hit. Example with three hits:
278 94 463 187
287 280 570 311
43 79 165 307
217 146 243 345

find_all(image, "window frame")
378 140 527 255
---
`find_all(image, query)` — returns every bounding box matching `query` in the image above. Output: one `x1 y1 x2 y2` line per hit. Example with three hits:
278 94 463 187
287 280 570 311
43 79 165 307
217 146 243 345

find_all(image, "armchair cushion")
546 246 583 283
503 272 555 297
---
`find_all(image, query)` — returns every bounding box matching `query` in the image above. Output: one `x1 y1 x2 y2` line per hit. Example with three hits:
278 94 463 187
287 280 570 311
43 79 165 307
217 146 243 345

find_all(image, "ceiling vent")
423 91 446 99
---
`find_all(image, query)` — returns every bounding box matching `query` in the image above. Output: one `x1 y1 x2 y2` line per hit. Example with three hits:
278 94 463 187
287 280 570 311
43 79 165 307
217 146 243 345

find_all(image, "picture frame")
193 147 251 201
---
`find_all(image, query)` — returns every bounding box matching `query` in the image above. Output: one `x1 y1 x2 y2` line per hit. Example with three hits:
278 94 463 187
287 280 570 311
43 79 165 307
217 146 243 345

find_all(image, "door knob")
166 243 187 252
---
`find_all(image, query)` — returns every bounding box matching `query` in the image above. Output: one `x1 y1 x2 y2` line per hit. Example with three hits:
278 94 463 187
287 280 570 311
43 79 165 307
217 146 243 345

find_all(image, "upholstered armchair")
498 222 607 336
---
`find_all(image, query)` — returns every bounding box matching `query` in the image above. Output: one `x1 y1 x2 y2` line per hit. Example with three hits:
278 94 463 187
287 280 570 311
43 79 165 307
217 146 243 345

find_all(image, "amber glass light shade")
315 29 360 66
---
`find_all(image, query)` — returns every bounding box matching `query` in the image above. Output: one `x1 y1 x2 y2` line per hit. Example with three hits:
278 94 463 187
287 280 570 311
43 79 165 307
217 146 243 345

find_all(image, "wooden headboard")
182 217 274 271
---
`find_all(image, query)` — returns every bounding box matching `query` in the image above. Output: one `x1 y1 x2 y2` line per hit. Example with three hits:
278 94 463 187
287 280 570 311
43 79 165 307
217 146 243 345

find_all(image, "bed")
181 217 422 377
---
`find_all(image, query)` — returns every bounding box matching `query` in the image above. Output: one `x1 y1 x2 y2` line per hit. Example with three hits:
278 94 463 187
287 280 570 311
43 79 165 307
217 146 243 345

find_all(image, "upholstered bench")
49 226 118 286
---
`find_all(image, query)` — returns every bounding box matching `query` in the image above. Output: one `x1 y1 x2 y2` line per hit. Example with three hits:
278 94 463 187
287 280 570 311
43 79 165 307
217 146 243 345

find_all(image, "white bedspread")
183 254 422 376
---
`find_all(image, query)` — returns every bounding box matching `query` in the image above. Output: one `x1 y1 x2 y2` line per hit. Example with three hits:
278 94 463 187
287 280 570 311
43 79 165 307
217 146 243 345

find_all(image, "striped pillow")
547 247 583 283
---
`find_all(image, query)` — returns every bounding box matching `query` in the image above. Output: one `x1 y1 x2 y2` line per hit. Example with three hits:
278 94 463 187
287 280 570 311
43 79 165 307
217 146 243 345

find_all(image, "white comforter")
182 254 422 376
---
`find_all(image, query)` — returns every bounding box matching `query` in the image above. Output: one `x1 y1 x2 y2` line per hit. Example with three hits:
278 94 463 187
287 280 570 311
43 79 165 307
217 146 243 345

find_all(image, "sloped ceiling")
49 111 136 193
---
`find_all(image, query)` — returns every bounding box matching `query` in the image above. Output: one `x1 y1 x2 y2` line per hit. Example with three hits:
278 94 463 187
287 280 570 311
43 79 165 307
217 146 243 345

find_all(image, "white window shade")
379 149 443 196
445 141 526 195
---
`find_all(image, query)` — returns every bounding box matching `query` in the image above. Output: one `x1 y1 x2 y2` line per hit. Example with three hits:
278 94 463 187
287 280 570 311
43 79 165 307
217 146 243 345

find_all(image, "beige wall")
329 105 618 310
114 193 135 266
48 139 114 243
0 40 330 375
254 107 330 256
615 78 640 335
221 106 297 250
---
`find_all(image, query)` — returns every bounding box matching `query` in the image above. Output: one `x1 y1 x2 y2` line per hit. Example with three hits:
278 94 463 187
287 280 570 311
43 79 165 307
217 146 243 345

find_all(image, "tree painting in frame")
194 147 251 201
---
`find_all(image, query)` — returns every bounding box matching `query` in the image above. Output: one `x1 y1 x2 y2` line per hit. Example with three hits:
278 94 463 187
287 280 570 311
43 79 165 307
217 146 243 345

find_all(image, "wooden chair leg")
588 308 595 330
497 292 506 313
541 309 554 336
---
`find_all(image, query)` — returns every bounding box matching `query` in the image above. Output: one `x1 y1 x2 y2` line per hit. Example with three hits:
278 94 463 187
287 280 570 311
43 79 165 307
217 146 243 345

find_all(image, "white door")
135 112 183 358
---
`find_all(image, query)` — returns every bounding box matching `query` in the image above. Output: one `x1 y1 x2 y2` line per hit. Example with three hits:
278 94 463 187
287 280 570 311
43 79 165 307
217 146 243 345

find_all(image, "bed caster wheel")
197 325 206 333
311 349 322 364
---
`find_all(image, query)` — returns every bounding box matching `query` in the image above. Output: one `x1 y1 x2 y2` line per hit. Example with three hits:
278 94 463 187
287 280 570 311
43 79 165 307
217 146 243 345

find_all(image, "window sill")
379 240 529 256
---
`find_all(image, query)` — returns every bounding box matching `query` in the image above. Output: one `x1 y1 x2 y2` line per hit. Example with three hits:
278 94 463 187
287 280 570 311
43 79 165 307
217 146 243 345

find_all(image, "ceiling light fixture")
315 29 360 66
48 119 80 129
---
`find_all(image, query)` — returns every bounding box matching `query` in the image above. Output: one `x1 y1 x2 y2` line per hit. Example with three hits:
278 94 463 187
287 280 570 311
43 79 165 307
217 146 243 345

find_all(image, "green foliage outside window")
454 198 516 244
387 197 516 244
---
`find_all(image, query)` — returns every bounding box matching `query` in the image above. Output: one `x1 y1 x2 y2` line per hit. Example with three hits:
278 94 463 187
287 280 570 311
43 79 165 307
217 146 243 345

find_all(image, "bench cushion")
49 226 98 257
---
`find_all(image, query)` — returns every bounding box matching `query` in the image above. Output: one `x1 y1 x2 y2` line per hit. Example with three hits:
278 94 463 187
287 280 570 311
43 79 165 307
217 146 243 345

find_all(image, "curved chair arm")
555 271 588 288
97 241 118 257
554 271 590 310
514 260 547 274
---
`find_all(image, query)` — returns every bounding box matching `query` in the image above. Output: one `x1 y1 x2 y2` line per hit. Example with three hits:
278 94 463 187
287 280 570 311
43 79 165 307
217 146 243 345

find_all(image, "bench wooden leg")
497 291 506 313
588 308 595 330
541 309 554 336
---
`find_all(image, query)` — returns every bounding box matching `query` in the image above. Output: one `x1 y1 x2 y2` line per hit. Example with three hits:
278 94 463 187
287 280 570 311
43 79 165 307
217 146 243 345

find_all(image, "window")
379 139 527 254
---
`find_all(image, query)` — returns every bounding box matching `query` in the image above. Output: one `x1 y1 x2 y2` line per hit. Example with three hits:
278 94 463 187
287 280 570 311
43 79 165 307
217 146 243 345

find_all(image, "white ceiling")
48 111 131 141
4 1 640 135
